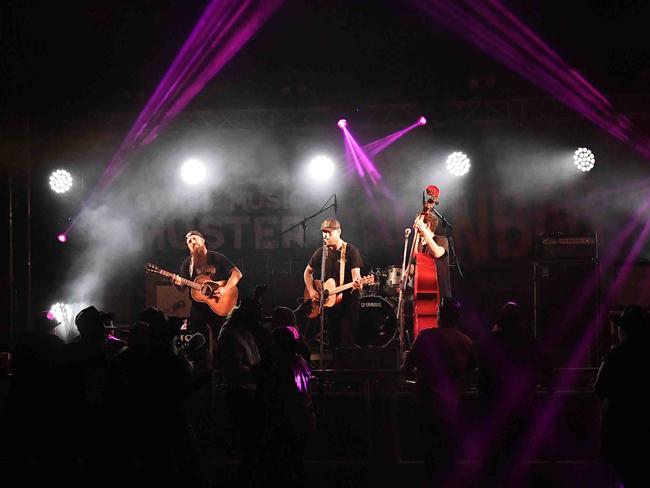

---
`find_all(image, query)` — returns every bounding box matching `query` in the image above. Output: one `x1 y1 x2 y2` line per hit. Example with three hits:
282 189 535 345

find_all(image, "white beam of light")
446 152 471 177
180 158 207 185
308 155 335 182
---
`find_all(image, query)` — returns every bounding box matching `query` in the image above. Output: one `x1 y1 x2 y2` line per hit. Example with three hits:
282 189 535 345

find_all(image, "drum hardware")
379 265 403 298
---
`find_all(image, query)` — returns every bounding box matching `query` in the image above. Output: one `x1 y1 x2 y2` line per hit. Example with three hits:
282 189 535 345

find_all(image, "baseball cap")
320 218 341 231
185 230 206 241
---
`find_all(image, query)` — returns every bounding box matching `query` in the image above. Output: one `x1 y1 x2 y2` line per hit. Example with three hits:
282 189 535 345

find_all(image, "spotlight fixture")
337 119 347 129
49 169 73 194
57 233 67 243
418 116 427 126
446 152 471 176
573 147 595 172
180 158 207 185
308 155 335 181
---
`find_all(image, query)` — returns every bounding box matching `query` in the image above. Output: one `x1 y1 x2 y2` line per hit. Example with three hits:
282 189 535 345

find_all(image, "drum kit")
354 265 406 348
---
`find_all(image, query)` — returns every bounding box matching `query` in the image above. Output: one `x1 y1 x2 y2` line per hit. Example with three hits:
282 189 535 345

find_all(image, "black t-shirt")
180 250 236 325
180 250 236 283
308 242 363 286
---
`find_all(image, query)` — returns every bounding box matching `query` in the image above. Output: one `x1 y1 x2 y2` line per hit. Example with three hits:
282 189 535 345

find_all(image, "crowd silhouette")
1 290 642 487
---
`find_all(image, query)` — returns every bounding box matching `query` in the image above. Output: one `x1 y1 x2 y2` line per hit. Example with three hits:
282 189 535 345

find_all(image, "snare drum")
354 295 397 347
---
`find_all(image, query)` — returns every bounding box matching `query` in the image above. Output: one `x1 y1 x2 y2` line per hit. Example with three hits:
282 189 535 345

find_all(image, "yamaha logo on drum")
361 301 383 308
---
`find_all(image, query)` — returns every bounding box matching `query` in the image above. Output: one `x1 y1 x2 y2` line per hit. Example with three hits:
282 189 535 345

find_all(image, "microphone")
405 228 411 237
334 194 338 214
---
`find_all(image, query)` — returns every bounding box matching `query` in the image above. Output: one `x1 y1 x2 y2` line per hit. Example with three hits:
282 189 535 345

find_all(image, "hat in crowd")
75 305 112 327
34 310 60 331
139 307 183 337
139 306 168 327
185 230 206 241
271 306 297 329
320 218 341 231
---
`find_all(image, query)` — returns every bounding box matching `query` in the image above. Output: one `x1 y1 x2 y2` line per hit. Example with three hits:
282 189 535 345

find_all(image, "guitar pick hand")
214 286 227 299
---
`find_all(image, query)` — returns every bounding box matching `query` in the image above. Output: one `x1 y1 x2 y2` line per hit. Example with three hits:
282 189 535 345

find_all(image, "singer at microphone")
303 217 365 362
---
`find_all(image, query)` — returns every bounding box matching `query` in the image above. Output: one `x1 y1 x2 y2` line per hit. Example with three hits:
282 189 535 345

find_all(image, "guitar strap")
339 241 347 286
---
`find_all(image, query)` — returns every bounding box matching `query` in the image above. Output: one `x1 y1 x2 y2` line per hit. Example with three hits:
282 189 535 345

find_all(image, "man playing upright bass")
407 186 453 339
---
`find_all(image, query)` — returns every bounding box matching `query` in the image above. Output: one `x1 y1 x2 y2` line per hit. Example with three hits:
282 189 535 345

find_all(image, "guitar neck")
329 281 357 295
154 268 201 291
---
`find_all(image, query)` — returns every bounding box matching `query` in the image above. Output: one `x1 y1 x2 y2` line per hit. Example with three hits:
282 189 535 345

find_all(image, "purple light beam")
410 0 650 160
363 118 426 158
66 0 284 234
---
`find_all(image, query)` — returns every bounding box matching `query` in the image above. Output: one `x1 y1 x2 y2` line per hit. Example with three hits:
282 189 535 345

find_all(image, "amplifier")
535 233 598 260
155 283 192 318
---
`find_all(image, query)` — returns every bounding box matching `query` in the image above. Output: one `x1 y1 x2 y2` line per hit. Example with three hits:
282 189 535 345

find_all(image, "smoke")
57 129 320 313
52 122 650 319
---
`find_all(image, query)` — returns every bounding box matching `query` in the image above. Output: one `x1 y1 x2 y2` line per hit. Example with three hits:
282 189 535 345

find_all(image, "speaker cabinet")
154 283 192 318
533 260 601 367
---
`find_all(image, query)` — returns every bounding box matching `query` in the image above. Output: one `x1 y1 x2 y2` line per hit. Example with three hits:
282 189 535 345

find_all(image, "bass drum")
354 295 397 348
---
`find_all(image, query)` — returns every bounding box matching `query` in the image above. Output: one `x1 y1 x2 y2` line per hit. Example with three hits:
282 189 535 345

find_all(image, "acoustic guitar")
303 274 375 319
145 263 238 317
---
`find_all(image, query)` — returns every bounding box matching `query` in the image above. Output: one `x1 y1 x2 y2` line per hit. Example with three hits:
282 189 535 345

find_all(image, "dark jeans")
190 307 226 369
326 296 359 352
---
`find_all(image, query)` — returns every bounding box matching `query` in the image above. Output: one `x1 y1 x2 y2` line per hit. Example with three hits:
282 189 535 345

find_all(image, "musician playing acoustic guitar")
304 218 364 357
172 230 242 363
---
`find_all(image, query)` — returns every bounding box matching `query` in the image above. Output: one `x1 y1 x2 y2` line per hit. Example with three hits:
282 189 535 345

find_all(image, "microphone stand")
398 214 422 359
281 194 337 248
431 206 463 279
319 241 328 369
396 228 412 361
280 195 337 369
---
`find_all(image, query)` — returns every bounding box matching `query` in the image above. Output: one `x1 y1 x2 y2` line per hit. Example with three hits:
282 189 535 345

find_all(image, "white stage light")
180 158 207 185
49 302 73 327
573 147 595 172
446 152 471 176
308 155 335 181
49 169 73 194
49 302 89 341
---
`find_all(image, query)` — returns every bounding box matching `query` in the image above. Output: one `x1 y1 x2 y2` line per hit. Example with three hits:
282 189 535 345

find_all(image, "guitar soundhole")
201 283 214 297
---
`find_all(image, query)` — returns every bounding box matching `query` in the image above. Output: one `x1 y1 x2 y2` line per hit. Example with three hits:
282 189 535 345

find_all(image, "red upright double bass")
412 188 441 339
